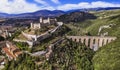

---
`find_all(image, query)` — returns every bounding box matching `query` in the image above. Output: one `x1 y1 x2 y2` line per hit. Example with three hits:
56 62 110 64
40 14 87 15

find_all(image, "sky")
0 0 120 14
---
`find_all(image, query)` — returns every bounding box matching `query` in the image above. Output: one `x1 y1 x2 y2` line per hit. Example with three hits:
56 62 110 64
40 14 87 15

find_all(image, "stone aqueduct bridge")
67 36 116 50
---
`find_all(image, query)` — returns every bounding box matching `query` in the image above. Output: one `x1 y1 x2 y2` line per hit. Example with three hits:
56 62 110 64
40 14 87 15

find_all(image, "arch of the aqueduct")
67 36 116 50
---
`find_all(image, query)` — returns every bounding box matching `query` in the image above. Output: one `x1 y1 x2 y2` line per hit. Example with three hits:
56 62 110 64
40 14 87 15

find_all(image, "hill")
57 11 97 23
84 10 120 36
88 10 120 70
65 9 120 70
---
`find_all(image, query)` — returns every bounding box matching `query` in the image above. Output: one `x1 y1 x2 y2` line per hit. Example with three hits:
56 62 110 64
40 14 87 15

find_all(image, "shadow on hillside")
57 11 97 23
109 14 120 20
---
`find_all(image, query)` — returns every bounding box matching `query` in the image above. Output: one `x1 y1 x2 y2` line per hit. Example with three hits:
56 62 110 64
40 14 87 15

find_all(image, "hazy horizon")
0 0 120 14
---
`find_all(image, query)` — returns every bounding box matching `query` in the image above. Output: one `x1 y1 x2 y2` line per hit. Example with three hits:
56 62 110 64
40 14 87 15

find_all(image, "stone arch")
88 38 91 47
106 39 109 44
93 39 96 44
79 38 81 43
92 38 96 49
74 38 77 42
83 38 86 45
98 39 100 47
111 39 113 42
70 38 72 41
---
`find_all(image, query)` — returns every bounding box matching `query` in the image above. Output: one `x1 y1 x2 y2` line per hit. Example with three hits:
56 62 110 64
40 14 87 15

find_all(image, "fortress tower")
47 17 50 24
31 23 41 29
40 17 43 23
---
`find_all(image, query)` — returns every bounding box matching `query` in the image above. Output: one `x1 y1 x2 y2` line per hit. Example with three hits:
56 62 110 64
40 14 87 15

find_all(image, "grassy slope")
85 10 120 36
67 10 120 36
84 10 120 70
90 10 120 70
66 10 120 70
93 39 120 70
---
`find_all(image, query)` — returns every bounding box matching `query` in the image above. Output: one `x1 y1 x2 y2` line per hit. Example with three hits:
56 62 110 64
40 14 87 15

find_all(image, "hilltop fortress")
30 17 57 29
14 17 63 47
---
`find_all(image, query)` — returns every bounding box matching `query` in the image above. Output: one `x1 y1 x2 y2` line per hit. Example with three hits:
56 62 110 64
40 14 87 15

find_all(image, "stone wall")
22 32 37 41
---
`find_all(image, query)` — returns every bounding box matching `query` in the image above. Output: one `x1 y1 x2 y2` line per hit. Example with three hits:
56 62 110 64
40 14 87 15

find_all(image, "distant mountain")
0 7 120 18
16 10 65 17
0 10 65 18
67 7 120 13
0 13 9 18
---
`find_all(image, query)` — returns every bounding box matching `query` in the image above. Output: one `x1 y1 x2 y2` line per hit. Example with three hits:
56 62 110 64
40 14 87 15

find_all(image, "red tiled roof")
15 51 22 56
2 47 16 59
6 41 19 51
1 41 22 60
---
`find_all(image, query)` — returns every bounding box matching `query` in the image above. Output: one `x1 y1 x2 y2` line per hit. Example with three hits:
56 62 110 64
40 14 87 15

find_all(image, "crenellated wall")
67 36 117 51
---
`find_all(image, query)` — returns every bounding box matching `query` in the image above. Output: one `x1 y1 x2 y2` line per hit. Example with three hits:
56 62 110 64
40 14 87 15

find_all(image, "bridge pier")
85 38 89 47
90 38 94 49
103 39 107 46
99 39 103 47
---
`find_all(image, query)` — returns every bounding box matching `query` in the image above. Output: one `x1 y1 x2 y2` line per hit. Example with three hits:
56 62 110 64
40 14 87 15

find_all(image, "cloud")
57 1 120 10
34 0 55 10
0 1 120 14
51 0 60 4
0 0 40 14
0 0 55 14
34 0 48 5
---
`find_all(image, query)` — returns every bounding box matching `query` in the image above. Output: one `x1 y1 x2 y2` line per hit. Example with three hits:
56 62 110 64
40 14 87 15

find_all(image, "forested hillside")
57 11 96 23
38 39 94 70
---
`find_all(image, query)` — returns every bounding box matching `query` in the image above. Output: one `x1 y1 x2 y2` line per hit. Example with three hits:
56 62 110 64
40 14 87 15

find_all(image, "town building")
0 25 14 38
1 41 22 60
